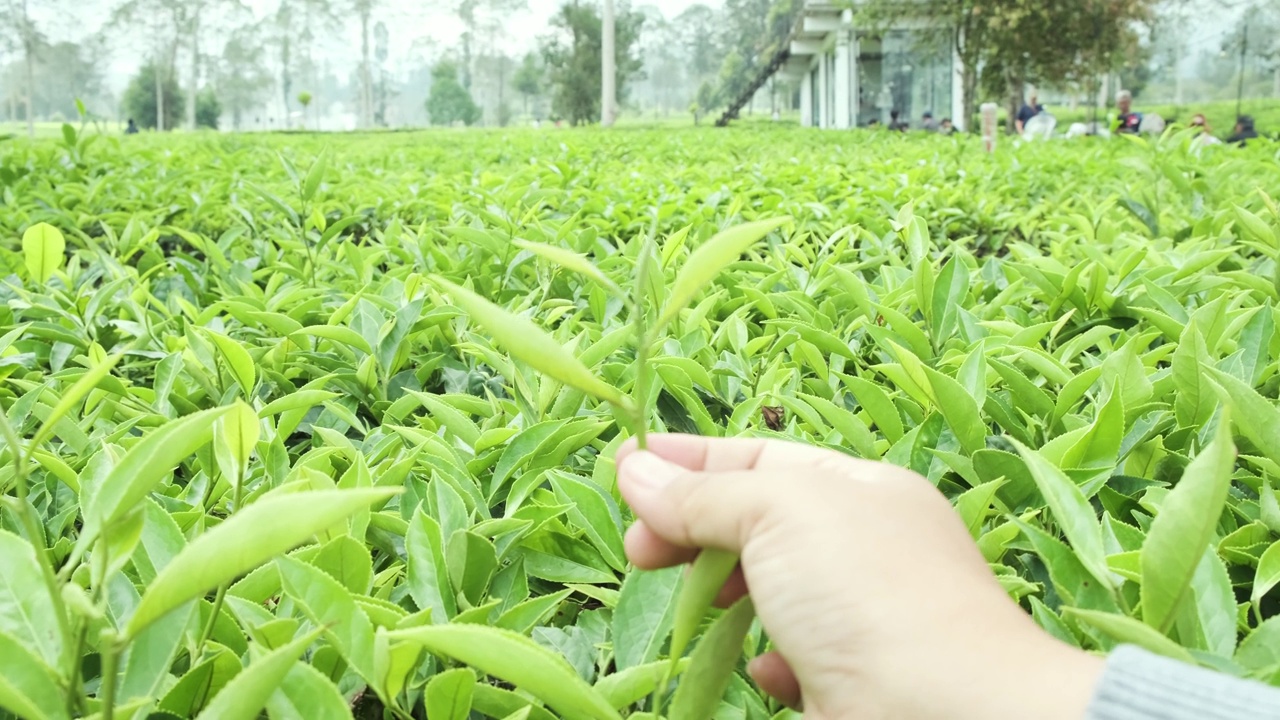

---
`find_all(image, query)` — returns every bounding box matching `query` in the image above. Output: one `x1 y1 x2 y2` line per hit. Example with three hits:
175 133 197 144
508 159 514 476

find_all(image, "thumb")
618 450 778 553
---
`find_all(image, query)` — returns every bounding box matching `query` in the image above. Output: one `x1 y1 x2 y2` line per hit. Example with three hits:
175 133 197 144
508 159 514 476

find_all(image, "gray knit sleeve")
1087 645 1280 719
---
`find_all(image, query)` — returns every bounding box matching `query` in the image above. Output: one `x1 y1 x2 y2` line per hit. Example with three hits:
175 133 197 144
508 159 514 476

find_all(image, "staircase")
715 46 792 128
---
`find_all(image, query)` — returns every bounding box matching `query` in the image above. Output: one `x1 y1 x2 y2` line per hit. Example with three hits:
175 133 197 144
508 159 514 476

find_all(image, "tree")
513 51 543 117
195 88 220 128
426 60 480 125
213 27 272 130
540 0 644 126
123 62 184 130
0 0 50 136
858 0 1156 131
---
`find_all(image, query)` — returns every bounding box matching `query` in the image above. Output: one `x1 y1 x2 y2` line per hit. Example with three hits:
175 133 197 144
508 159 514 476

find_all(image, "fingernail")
622 451 681 492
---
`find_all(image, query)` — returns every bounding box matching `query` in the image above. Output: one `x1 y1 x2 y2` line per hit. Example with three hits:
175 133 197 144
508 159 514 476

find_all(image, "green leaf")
1140 410 1235 633
1063 608 1194 663
214 400 260 485
426 668 476 720
668 550 738 674
1206 367 1280 469
668 597 756 720
30 350 126 449
388 624 622 720
1011 440 1112 592
195 629 323 720
656 217 791 332
127 488 398 638
266 662 353 720
79 406 234 554
594 659 690 711
205 329 257 395
514 240 623 296
21 223 65 285
302 149 328 203
1252 540 1280 610
1236 205 1277 249
0 628 68 720
612 566 681 671
430 276 627 407
0 531 63 668
277 557 378 688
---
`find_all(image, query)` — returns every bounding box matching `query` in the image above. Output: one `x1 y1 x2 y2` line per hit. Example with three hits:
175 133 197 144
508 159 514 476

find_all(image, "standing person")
1015 92 1045 134
1114 90 1142 135
1228 115 1259 146
125 118 139 135
921 111 938 132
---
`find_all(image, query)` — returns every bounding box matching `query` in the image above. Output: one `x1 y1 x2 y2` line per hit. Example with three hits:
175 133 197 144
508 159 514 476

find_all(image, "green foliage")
540 1 644 125
0 125 1278 719
427 61 481 126
121 63 184 131
196 89 221 130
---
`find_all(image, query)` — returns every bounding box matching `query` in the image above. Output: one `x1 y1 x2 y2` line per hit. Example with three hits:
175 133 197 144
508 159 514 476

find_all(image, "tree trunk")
601 0 617 126
155 57 165 131
1274 66 1280 98
281 36 292 124
360 9 373 128
961 62 977 134
23 40 35 138
1005 71 1022 135
187 9 200 129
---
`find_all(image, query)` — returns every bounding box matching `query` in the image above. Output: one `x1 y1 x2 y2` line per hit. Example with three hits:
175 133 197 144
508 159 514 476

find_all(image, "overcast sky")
35 0 716 94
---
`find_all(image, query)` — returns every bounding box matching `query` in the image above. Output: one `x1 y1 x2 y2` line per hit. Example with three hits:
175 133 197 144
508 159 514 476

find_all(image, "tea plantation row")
0 126 1278 719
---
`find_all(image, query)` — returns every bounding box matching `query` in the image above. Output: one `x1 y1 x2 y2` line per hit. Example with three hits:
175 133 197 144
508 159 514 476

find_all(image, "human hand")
616 434 1103 720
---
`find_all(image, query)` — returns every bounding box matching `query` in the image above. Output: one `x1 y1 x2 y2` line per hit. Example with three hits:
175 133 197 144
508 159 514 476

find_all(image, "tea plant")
0 125 1277 719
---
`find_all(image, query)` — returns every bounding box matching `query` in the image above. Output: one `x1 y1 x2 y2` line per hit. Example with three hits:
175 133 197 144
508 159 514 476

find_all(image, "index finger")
615 433 841 473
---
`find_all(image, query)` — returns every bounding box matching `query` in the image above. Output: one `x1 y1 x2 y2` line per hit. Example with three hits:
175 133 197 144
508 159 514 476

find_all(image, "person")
1114 90 1142 135
125 118 139 135
1016 92 1045 134
616 434 1280 719
889 110 909 132
1228 115 1259 146
938 117 955 136
866 118 881 129
1188 113 1220 147
921 111 938 132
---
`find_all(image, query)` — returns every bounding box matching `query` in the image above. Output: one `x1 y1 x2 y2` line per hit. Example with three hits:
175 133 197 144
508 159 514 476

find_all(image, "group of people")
870 110 956 135
1016 89 1263 145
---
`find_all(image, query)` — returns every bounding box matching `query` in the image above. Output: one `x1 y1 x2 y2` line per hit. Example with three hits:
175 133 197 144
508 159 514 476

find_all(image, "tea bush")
0 125 1279 720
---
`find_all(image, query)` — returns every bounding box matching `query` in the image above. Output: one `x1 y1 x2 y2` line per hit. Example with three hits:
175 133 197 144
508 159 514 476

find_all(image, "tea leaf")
21 223 65 285
1012 441 1112 592
430 276 628 408
0 627 67 720
127 488 398 638
1205 367 1280 469
425 667 476 720
30 349 126 450
195 628 323 720
656 217 791 333
388 624 622 720
514 240 623 296
668 549 738 670
668 597 756 720
1063 608 1194 663
1141 409 1235 633
79 406 234 552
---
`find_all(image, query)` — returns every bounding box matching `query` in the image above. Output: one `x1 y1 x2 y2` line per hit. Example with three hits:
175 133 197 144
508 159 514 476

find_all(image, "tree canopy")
540 0 644 125
426 60 481 125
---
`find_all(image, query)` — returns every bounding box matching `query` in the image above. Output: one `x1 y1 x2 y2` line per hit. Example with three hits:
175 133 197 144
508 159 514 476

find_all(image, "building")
783 0 965 131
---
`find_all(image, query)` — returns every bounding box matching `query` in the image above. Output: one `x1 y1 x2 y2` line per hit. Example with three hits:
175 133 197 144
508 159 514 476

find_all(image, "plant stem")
100 632 119 720
197 468 242 657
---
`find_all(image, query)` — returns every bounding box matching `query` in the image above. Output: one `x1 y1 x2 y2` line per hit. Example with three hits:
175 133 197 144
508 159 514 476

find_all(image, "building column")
817 51 829 129
800 67 813 127
850 34 860 127
834 32 852 129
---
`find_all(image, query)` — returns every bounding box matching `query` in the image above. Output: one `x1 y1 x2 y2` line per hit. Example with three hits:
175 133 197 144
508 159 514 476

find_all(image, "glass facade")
855 31 954 128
